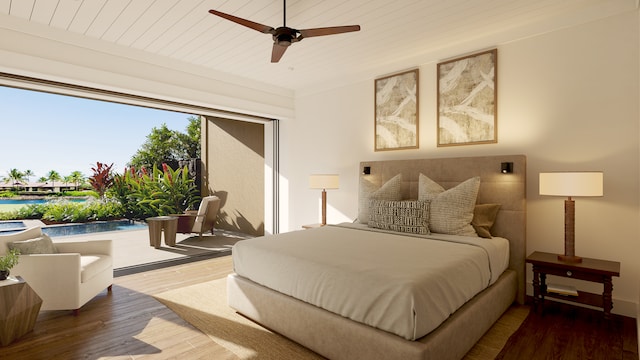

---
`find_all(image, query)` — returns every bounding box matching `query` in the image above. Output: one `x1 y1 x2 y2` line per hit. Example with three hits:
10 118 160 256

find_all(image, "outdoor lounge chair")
174 195 221 237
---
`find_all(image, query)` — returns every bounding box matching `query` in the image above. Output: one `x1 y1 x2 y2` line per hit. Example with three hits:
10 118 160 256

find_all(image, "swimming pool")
0 221 25 230
0 198 86 205
0 220 146 237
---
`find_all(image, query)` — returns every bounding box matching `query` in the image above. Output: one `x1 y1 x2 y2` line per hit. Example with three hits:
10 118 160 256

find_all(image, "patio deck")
20 219 249 276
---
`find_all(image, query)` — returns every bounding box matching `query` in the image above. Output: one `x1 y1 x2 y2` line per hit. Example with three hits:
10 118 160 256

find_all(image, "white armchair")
0 227 113 314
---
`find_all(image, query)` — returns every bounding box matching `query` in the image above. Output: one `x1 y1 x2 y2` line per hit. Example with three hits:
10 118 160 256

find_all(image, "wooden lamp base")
558 197 582 263
320 189 327 226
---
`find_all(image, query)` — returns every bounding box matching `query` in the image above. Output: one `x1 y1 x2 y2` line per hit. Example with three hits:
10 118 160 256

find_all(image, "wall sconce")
363 166 371 175
501 162 513 174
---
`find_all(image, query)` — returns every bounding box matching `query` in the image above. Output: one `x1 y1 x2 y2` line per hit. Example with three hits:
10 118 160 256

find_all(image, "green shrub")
39 199 124 223
84 199 124 221
0 212 17 220
110 164 199 220
1 199 124 223
61 190 99 198
110 168 157 220
17 191 51 196
41 200 90 222
15 204 47 219
0 191 16 198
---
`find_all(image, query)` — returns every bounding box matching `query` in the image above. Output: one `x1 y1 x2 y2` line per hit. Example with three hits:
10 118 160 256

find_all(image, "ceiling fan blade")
208 9 274 34
271 43 289 63
298 25 360 39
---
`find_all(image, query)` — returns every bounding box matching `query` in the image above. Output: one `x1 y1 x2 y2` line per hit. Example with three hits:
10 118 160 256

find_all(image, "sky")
0 86 195 182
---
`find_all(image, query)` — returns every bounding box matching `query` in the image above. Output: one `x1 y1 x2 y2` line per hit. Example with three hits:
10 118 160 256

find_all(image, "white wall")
287 11 640 317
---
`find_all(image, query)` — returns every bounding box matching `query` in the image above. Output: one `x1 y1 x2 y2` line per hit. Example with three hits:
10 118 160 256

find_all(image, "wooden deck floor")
0 255 237 360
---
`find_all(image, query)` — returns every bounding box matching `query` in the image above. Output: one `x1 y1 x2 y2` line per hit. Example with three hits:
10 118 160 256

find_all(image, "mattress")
232 223 510 340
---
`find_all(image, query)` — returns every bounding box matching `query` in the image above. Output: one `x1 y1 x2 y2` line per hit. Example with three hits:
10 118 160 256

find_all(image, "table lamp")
309 174 339 225
539 172 603 263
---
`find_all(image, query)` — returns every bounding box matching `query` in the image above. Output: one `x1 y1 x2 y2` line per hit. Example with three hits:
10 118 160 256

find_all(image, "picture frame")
374 69 419 151
437 49 497 146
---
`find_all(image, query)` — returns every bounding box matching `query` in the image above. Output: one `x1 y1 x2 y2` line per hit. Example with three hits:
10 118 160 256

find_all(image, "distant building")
0 181 77 193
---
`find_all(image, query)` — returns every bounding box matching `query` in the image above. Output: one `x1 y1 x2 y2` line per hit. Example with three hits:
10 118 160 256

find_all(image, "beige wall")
203 116 265 236
286 11 640 317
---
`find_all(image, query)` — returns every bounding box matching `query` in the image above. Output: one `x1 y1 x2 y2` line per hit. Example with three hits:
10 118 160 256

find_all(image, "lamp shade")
539 172 603 197
309 174 339 190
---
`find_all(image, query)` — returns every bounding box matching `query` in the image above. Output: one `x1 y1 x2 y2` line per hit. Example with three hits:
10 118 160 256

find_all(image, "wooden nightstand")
526 251 620 319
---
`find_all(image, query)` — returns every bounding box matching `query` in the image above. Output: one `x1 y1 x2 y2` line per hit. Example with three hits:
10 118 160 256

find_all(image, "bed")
227 155 526 360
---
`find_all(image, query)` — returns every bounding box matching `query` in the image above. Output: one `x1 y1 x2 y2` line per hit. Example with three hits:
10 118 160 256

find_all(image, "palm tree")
5 169 25 189
23 169 34 184
47 170 61 192
66 171 85 190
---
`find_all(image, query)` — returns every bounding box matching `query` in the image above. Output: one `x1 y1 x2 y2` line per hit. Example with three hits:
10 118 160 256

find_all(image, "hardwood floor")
0 255 637 359
0 256 237 360
496 300 638 360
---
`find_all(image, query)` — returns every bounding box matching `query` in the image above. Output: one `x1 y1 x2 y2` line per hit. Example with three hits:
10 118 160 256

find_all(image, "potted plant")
0 248 20 280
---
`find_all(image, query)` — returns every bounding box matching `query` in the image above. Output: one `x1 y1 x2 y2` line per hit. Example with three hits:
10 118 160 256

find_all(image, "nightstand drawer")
532 266 607 283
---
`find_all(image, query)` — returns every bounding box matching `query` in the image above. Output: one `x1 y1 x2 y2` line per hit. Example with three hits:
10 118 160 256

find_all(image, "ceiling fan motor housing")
273 27 297 46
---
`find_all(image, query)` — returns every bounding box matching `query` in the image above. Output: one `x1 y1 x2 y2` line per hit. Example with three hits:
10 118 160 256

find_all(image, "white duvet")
232 223 510 340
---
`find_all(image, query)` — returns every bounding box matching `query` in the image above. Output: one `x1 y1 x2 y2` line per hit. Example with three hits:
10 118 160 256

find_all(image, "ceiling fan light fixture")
275 34 293 46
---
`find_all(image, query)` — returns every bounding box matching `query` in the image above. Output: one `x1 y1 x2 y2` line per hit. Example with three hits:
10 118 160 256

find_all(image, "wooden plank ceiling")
0 0 635 91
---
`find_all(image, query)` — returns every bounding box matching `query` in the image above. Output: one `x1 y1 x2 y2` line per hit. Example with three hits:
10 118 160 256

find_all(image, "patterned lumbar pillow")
358 174 403 224
368 199 430 235
9 233 58 254
419 175 480 237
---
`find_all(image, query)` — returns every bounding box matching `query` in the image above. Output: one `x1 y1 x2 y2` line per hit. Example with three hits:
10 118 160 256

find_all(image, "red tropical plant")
89 162 115 198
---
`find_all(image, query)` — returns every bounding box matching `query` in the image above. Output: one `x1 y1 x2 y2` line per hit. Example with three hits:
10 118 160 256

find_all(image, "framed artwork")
437 49 497 146
374 69 419 151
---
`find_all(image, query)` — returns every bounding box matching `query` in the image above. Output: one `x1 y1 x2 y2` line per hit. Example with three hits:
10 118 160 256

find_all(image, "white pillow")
358 174 402 224
9 233 58 254
419 175 480 237
418 173 445 195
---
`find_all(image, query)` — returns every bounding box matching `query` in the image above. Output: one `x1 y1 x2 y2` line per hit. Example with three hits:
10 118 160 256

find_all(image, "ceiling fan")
208 0 361 63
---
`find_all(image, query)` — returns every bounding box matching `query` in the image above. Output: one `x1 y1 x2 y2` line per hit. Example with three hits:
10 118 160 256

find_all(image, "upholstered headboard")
359 155 527 303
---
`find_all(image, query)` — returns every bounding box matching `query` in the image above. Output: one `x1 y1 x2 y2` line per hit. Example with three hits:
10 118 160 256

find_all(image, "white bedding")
232 223 510 340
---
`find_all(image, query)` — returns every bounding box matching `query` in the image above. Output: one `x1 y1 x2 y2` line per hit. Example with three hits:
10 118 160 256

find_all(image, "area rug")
154 278 530 360
153 278 324 359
